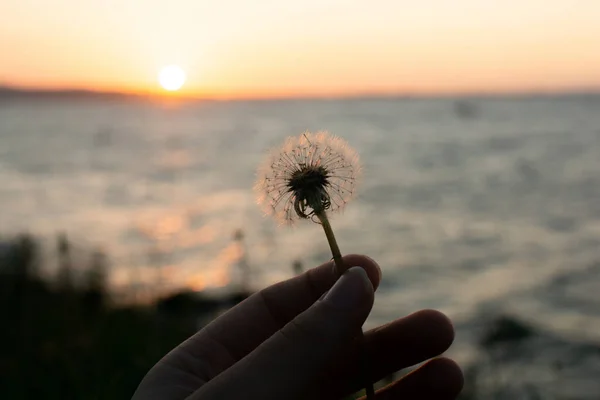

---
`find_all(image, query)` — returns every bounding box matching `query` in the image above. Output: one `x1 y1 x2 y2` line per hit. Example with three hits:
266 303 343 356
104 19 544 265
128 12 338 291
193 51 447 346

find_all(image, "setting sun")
158 65 186 91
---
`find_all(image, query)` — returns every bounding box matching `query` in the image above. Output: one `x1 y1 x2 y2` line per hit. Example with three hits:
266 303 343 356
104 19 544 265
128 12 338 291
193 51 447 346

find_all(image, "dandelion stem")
316 212 343 276
316 211 375 400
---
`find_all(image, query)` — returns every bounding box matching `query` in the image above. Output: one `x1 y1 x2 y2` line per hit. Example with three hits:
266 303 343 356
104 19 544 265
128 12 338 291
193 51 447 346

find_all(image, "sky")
1 0 600 98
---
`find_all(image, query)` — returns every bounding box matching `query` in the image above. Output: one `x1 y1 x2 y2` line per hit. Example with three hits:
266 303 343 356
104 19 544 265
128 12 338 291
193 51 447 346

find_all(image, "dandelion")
255 131 360 223
255 131 361 273
255 131 374 399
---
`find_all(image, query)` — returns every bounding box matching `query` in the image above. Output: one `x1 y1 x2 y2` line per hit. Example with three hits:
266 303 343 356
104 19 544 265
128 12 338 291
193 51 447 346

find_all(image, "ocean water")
1 95 600 396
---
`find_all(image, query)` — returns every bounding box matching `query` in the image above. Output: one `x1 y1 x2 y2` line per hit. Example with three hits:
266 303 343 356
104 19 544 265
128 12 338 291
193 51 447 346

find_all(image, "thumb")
193 266 374 400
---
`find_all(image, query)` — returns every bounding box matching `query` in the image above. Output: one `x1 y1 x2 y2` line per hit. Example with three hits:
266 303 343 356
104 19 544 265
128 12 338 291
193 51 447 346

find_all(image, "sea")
1 95 600 398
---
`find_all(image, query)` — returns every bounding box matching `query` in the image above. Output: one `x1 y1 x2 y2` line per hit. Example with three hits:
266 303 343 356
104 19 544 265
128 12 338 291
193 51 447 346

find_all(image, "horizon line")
1 84 600 102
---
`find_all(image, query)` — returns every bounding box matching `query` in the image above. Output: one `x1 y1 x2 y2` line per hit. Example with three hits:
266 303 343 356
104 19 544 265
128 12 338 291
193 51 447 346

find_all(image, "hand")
132 254 463 399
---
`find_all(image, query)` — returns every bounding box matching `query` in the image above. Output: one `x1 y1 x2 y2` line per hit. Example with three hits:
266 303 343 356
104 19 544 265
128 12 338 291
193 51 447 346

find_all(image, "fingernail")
323 267 373 310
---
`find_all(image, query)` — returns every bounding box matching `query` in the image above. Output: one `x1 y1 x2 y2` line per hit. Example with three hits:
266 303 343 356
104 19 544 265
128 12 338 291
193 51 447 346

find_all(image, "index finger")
176 254 381 378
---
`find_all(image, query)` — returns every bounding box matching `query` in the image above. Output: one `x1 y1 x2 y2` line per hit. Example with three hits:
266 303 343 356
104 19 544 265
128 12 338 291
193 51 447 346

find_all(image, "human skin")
132 254 463 400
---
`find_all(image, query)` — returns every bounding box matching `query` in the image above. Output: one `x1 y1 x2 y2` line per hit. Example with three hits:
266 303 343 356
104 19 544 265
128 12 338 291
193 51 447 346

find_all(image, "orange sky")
1 0 600 99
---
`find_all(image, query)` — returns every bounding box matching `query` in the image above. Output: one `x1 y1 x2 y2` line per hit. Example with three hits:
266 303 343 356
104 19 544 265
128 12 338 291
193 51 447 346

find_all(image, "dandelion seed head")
254 131 361 224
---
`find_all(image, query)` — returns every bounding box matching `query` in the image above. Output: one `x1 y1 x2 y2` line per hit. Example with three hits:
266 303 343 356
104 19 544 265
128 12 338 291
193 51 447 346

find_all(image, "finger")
174 254 381 379
191 267 375 400
319 309 455 398
368 357 464 400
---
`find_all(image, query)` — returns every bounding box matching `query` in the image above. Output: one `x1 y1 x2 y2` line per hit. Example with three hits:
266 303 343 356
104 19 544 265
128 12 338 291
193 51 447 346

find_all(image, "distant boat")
454 100 479 119
93 128 112 147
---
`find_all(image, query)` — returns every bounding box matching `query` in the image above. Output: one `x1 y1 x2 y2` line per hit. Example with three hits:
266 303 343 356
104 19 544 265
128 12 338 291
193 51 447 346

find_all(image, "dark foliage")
0 234 221 400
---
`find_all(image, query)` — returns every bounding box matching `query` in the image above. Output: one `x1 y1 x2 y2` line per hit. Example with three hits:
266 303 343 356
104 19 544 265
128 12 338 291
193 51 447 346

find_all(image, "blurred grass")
0 233 202 399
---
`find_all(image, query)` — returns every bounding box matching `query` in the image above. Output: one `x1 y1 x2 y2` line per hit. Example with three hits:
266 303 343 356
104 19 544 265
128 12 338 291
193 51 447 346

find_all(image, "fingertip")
340 254 381 290
304 254 381 302
374 357 464 400
322 266 374 311
410 309 455 354
421 357 464 397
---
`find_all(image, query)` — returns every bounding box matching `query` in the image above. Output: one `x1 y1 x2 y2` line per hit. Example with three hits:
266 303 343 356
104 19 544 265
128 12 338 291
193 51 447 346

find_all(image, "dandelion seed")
254 131 361 224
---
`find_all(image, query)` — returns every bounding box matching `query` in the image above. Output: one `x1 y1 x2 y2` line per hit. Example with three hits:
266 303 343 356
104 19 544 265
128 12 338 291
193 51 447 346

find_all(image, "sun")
158 65 186 91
